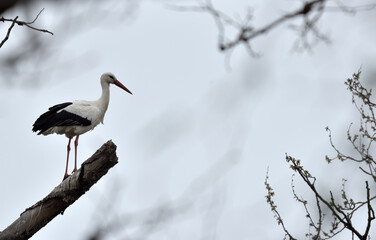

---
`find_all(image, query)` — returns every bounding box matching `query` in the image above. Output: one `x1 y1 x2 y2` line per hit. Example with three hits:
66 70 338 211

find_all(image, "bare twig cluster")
266 156 376 239
326 70 376 181
0 8 53 48
171 0 376 55
265 70 376 239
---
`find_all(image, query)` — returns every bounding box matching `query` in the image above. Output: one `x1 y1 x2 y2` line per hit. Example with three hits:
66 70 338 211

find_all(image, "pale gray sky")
1 1 376 239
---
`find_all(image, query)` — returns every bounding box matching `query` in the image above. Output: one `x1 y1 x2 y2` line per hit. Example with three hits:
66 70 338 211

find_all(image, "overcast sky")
1 0 376 239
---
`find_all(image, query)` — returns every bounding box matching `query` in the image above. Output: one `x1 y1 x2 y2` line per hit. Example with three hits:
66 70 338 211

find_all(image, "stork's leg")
73 135 79 173
64 137 72 180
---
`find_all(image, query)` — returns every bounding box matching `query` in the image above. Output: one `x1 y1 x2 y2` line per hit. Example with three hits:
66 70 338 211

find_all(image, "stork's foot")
71 168 77 174
63 173 70 181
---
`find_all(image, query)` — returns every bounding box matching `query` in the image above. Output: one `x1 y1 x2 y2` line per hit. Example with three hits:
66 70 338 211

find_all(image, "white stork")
32 72 132 180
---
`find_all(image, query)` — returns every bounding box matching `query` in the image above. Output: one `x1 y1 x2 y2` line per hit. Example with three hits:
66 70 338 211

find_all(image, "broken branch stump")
0 140 118 240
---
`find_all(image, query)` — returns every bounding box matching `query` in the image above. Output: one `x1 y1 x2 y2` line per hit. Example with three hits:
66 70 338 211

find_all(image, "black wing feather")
32 102 91 135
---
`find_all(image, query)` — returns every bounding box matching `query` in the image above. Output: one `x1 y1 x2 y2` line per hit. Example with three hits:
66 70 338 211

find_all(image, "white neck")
95 80 110 123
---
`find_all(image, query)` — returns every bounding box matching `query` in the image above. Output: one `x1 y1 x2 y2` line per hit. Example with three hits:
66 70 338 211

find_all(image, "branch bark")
0 140 118 240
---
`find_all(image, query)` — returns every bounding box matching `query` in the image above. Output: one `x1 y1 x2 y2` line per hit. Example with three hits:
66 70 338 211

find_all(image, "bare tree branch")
364 181 375 237
171 0 376 55
170 0 327 52
0 15 17 48
0 140 118 240
0 8 53 48
283 154 376 240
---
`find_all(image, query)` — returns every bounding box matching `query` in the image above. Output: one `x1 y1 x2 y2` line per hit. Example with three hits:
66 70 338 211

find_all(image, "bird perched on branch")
32 72 132 180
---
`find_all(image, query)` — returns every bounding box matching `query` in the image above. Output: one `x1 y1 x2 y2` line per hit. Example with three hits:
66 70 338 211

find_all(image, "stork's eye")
109 76 114 79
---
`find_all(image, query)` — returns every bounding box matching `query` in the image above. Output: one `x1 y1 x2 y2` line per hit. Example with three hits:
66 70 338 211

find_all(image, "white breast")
65 100 102 127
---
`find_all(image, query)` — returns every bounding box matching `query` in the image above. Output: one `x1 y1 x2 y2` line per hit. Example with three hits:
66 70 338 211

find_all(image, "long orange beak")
114 80 133 95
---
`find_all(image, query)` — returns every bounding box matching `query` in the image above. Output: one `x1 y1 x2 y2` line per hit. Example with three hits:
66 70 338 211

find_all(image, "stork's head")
101 72 133 95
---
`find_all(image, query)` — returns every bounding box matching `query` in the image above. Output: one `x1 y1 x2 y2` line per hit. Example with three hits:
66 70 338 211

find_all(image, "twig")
15 8 53 35
264 169 297 240
326 1 376 14
0 16 18 48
